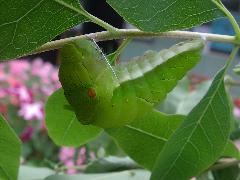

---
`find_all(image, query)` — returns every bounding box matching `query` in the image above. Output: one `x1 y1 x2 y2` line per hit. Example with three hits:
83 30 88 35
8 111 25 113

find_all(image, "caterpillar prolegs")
59 39 204 128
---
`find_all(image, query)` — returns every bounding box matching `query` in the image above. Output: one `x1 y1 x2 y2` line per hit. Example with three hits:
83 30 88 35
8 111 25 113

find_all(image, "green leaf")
0 0 86 61
18 166 55 180
212 165 240 180
0 114 21 180
45 170 150 180
106 0 224 32
151 67 231 180
45 88 102 147
85 156 139 173
107 110 184 170
222 140 240 159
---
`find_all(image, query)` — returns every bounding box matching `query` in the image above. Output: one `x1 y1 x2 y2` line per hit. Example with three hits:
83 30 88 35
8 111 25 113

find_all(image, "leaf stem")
110 38 132 64
212 0 240 40
53 0 118 33
225 46 239 71
33 29 240 55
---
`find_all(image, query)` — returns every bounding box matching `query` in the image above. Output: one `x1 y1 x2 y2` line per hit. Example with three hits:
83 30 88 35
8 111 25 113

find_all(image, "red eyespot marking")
87 88 96 98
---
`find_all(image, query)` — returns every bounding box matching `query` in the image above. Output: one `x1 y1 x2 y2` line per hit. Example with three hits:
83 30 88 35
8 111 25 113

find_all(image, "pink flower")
41 86 55 96
59 147 75 162
0 69 6 81
17 86 33 103
76 147 86 165
89 152 96 160
65 160 77 174
7 76 21 87
18 102 44 121
0 89 6 98
32 59 54 84
234 107 240 118
20 126 34 142
51 71 59 82
0 105 7 114
40 120 46 131
9 60 30 76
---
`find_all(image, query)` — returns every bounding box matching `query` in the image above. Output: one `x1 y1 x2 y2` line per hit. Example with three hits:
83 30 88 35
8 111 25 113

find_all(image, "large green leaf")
106 0 224 32
151 67 231 179
108 91 238 172
0 114 21 180
0 0 86 61
45 170 150 180
107 110 184 170
45 88 102 147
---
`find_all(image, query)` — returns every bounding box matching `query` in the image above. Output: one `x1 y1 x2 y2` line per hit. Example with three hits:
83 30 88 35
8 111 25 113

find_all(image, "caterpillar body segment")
59 40 119 125
59 39 204 128
113 39 204 104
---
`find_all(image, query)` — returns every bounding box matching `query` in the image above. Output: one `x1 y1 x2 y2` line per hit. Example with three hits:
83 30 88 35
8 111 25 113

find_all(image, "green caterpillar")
59 39 204 128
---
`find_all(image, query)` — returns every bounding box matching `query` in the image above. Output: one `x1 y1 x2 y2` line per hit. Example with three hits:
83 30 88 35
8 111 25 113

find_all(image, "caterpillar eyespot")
87 88 96 98
59 39 204 128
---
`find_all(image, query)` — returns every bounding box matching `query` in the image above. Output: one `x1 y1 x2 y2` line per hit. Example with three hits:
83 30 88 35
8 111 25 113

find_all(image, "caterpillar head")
59 39 117 125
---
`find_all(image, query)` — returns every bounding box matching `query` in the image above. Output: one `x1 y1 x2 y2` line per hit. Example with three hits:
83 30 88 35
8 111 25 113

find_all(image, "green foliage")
106 0 224 32
0 0 86 60
45 88 102 147
151 66 231 180
0 0 239 179
107 111 184 170
222 141 240 159
212 165 240 180
0 115 21 180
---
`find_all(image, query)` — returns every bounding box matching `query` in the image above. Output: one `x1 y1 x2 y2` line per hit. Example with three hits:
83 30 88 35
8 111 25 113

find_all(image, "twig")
33 29 240 55
212 0 240 39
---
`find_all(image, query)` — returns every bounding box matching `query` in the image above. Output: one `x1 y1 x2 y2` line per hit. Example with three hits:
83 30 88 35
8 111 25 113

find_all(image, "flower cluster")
0 59 93 173
0 59 61 164
59 147 88 174
234 99 240 118
0 59 60 123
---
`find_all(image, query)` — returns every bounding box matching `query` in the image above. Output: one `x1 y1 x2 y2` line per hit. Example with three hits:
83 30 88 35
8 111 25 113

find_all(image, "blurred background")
1 0 240 179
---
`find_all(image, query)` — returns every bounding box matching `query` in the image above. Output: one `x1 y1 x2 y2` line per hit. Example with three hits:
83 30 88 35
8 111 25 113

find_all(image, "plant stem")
33 29 240 55
212 0 240 39
226 46 239 67
53 0 118 33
